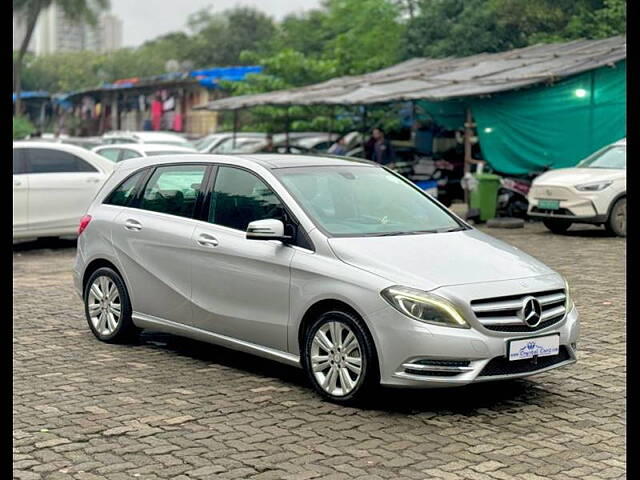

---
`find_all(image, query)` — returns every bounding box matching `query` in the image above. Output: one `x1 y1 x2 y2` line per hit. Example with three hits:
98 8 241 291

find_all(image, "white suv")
528 138 626 236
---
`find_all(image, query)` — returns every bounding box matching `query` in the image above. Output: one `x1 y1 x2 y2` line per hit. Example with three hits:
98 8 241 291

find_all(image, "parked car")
13 142 114 240
61 137 105 150
92 143 197 162
102 131 194 149
74 153 578 404
528 138 626 236
196 133 267 153
211 136 267 154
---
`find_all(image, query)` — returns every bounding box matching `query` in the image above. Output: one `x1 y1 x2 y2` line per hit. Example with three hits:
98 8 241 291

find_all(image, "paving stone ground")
13 222 626 480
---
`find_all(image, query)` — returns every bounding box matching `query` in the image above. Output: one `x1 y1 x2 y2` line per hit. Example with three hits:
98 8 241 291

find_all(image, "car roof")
13 141 115 172
114 153 377 172
103 131 188 142
95 143 196 152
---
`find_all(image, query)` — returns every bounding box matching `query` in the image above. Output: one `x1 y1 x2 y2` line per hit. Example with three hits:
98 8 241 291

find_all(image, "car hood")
328 229 555 291
534 168 625 187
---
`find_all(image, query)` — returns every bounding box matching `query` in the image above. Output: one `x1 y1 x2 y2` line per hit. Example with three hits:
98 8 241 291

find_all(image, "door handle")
197 233 219 248
124 219 142 231
13 180 21 186
86 178 101 183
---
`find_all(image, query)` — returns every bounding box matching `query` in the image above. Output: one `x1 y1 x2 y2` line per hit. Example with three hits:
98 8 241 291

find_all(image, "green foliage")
404 0 626 58
13 115 36 140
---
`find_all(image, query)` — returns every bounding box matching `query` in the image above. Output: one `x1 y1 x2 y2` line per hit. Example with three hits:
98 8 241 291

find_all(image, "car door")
13 148 29 236
111 163 208 324
190 165 294 351
24 147 106 237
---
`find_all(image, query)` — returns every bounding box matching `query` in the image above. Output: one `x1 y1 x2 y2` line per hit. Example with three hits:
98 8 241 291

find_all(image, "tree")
13 0 110 115
185 7 277 67
403 0 626 58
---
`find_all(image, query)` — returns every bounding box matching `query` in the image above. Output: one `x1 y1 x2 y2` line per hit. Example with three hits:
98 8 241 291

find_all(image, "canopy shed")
196 37 626 174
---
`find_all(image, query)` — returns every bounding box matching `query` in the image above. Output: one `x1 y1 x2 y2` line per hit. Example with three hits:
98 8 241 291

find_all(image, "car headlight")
381 286 469 328
564 277 573 311
575 180 612 191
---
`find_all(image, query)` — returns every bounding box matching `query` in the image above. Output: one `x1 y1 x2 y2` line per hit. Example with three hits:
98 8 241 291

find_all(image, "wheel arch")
606 191 626 219
82 258 126 296
296 298 380 366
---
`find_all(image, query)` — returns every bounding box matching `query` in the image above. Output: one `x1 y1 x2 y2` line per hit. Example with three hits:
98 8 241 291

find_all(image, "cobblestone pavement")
13 222 626 480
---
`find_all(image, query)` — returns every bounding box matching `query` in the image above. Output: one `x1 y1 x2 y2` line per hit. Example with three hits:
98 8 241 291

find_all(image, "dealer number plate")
538 199 560 210
508 334 560 361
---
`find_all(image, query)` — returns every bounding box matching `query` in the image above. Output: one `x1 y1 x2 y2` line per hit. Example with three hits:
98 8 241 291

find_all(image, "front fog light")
381 286 469 328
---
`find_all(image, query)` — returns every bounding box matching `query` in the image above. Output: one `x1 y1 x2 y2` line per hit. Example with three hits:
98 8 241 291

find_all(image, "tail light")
78 215 92 235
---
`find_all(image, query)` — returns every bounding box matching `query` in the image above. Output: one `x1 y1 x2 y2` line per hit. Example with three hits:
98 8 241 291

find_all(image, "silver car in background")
74 154 579 404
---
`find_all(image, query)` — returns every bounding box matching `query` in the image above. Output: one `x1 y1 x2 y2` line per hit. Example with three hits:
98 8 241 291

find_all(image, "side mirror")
246 219 292 242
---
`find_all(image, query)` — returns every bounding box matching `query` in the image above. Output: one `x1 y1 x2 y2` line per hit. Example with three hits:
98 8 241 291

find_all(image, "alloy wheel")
310 321 363 396
87 276 122 336
614 200 626 234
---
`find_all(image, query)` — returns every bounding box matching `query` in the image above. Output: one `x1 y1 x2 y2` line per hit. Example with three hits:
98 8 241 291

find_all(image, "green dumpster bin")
469 173 501 222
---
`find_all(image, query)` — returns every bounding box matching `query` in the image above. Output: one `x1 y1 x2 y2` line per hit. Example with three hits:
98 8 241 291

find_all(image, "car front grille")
478 346 571 377
470 289 567 332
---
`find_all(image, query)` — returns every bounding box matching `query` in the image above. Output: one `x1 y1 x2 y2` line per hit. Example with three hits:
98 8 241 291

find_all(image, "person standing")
371 127 395 165
328 135 348 155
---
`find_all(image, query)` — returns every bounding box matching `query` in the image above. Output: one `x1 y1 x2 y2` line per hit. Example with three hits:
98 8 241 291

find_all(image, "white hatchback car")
102 131 194 149
528 138 626 236
13 142 114 240
92 143 197 163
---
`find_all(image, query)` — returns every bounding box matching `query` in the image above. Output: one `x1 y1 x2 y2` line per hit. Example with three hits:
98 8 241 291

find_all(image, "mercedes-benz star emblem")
520 296 542 328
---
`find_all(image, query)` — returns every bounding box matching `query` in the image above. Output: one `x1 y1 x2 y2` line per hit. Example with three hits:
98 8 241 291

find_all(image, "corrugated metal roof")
196 36 625 110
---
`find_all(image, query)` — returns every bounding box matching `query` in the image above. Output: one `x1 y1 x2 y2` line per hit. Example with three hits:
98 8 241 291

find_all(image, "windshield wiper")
362 226 466 237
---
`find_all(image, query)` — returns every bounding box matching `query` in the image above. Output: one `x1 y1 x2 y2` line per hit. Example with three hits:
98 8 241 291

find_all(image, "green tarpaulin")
417 61 626 175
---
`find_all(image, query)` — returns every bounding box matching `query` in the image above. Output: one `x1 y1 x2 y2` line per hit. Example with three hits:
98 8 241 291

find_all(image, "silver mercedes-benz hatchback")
74 154 579 403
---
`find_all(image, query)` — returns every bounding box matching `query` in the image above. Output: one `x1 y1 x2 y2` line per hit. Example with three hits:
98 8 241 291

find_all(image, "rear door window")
24 148 98 173
13 149 27 174
139 165 207 218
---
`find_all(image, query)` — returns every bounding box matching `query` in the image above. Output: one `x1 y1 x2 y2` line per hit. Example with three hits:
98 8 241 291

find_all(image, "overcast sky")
110 0 321 47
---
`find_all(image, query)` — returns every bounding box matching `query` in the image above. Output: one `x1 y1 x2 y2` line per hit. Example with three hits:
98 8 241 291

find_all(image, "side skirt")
132 312 301 368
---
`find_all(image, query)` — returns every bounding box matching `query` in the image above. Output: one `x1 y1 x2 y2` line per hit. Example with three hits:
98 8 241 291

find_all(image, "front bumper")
527 185 607 223
368 303 579 388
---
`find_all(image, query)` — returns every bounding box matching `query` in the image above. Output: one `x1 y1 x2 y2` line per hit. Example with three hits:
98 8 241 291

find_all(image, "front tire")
543 218 572 234
605 197 626 237
84 267 138 343
302 310 379 404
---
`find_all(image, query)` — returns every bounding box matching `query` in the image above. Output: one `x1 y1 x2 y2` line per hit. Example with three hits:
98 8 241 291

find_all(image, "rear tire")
84 267 139 343
543 219 572 234
605 198 626 237
302 310 379 405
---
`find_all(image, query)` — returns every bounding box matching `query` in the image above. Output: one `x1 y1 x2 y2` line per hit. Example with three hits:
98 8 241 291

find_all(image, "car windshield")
577 145 626 169
275 165 464 237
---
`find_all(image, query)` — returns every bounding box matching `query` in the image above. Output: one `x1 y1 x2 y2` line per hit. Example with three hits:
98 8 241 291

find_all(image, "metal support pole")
98 93 107 135
285 107 290 152
328 106 335 142
232 109 238 149
361 105 368 144
463 107 474 206
588 70 595 152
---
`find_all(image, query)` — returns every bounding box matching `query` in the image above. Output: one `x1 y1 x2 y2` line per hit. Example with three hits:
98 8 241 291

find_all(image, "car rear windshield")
275 165 464 237
577 145 626 169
